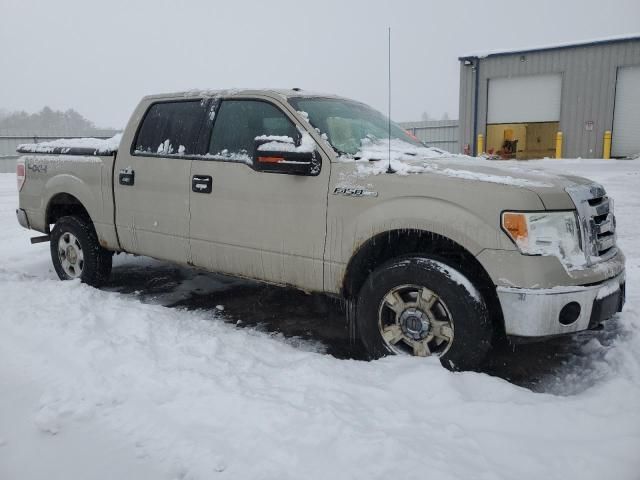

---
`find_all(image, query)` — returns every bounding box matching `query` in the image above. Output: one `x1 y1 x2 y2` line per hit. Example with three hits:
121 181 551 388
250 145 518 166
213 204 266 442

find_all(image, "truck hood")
346 143 596 210
427 155 594 209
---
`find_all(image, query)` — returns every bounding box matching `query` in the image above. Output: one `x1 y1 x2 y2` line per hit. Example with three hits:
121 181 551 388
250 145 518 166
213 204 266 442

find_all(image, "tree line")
0 107 114 135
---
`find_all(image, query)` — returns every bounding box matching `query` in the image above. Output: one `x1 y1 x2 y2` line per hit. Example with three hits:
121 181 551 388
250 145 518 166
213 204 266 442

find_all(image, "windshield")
288 97 423 156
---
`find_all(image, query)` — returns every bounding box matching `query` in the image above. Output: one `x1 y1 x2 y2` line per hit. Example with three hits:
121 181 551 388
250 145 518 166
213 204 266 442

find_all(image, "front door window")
208 100 300 162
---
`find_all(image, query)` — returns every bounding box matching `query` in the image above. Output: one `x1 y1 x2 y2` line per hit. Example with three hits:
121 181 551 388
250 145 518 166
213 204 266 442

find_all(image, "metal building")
458 35 640 159
399 120 459 153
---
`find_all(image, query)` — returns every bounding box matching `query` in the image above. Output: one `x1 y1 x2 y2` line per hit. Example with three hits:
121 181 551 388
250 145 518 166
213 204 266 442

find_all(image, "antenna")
386 26 395 174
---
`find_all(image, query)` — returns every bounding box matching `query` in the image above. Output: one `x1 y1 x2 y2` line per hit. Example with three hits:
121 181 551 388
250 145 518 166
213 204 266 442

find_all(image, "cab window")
208 100 299 160
134 100 207 156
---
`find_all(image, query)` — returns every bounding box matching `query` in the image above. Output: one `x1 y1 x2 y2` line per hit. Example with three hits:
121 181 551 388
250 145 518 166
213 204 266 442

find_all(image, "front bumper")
497 271 625 337
16 208 30 229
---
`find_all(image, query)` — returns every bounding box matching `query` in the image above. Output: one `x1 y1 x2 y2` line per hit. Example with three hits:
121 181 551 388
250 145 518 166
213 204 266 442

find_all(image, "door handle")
119 168 135 186
192 175 212 194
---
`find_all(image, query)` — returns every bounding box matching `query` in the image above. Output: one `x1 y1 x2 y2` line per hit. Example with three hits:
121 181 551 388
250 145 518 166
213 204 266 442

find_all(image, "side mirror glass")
252 137 321 176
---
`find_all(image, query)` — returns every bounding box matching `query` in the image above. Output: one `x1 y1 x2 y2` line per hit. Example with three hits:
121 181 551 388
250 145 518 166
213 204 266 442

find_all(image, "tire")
50 215 113 287
356 256 493 371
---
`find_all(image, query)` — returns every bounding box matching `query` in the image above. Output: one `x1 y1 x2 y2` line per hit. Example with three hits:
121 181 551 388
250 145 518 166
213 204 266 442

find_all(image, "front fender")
351 196 514 255
324 195 517 294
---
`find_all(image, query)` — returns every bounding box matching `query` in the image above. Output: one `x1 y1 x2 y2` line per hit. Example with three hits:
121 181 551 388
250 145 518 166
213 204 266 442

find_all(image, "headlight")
501 211 586 268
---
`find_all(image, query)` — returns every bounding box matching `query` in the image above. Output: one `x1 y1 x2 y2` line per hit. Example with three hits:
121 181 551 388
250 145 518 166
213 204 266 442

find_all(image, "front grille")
566 183 617 264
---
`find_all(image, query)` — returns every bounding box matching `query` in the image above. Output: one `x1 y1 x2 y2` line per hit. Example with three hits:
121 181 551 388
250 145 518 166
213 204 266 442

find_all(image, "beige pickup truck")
16 89 625 370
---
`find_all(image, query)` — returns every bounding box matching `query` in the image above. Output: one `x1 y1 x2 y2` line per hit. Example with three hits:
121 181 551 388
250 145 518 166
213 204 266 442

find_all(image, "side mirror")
252 138 321 176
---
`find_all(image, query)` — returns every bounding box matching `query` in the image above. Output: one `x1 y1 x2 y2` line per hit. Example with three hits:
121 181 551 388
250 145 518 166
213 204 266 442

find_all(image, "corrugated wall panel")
565 48 582 157
399 120 459 153
0 157 17 174
0 138 24 157
458 62 475 154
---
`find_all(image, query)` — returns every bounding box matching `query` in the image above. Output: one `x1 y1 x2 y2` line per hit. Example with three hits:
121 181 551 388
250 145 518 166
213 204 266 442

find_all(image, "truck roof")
142 88 346 102
15 89 351 156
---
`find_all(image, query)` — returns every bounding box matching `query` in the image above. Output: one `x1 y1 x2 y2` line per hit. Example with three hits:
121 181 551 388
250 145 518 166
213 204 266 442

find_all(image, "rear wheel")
50 216 112 287
356 256 493 371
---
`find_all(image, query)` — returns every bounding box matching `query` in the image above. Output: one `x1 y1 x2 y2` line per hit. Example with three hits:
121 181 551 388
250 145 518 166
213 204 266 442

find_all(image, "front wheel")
356 256 493 371
50 216 113 287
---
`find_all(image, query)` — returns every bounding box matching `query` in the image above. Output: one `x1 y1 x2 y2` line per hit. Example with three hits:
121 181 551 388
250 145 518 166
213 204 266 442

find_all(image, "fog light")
559 302 581 325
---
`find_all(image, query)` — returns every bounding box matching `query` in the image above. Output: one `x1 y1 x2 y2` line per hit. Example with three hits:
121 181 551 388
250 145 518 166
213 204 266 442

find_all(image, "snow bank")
1 158 639 479
17 134 122 155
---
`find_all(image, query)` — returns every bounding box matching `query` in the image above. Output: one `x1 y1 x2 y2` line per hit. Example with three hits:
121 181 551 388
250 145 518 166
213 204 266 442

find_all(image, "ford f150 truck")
15 89 625 370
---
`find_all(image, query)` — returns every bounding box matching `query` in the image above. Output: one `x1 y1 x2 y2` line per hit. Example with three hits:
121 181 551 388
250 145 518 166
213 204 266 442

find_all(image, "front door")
189 97 330 291
115 99 208 264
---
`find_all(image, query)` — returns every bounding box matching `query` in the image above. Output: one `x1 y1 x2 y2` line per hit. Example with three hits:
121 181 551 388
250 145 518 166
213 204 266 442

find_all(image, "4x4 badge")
27 163 47 174
333 186 378 197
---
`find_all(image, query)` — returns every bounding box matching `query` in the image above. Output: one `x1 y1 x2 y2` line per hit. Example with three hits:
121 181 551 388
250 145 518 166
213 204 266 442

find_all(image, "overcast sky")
2 0 639 129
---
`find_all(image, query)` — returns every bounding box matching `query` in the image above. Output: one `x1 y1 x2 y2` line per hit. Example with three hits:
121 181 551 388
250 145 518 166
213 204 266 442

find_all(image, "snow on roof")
460 32 640 59
145 88 342 101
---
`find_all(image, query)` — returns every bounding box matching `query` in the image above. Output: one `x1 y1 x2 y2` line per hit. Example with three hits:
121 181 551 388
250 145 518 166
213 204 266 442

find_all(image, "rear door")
114 99 208 264
188 96 330 291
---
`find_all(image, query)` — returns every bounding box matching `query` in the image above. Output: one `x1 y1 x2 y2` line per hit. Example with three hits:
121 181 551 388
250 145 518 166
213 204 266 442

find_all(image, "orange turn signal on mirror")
502 212 528 241
257 156 284 163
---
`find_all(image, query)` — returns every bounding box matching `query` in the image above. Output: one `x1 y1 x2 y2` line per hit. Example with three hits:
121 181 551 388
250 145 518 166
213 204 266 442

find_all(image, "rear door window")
134 100 207 156
208 100 299 161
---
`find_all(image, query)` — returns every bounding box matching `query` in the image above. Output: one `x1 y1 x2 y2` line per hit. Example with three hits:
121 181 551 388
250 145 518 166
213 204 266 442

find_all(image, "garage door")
487 74 562 124
612 65 640 158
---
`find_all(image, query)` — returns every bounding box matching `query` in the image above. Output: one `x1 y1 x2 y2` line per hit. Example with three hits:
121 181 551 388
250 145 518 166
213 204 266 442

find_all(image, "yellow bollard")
555 131 563 159
477 134 484 156
603 130 612 159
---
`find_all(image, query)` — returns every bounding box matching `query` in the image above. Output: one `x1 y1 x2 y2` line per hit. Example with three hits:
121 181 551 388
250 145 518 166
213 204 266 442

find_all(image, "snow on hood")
344 138 445 162
17 134 122 155
340 138 557 189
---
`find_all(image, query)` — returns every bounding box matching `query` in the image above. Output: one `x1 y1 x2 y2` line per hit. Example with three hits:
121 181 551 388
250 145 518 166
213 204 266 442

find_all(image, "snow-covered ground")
1 159 639 480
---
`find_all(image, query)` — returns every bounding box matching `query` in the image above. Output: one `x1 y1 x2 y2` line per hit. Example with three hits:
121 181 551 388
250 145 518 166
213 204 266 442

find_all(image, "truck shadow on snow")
105 256 624 395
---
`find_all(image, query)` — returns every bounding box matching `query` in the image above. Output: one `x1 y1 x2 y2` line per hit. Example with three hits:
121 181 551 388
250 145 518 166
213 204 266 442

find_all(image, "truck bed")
16 136 121 251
